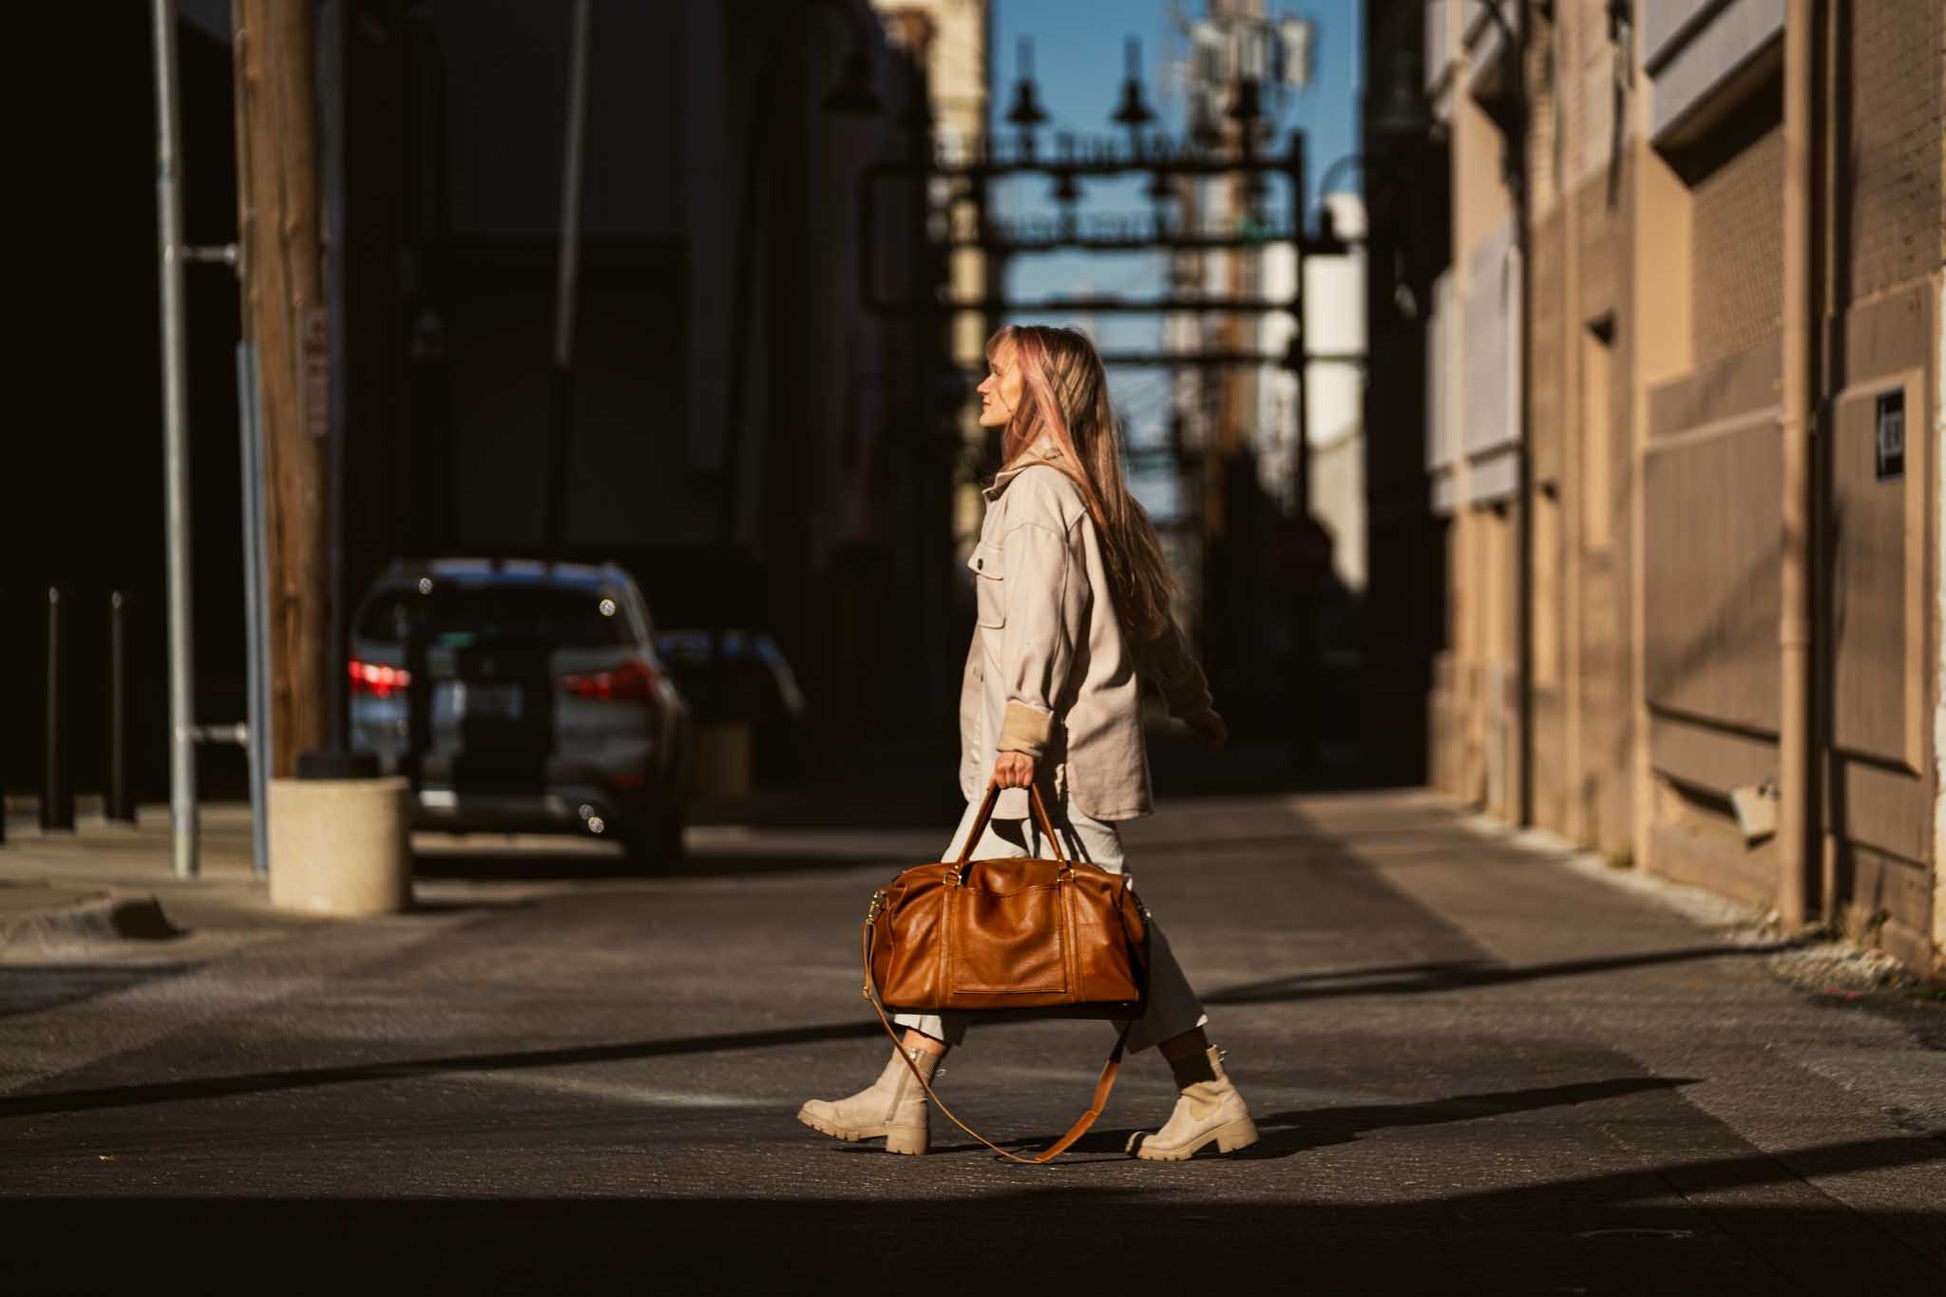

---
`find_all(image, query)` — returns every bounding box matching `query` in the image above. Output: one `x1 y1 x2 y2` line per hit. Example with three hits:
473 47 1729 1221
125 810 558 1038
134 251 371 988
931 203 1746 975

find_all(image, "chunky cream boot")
1128 1046 1258 1161
797 1046 938 1155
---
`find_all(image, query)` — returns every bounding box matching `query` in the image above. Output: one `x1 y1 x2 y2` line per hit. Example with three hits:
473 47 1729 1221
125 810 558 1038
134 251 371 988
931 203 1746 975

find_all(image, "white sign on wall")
1875 388 1905 483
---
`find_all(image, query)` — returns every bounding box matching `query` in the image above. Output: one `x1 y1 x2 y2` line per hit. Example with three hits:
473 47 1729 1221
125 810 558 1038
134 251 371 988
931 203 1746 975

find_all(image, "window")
356 585 634 649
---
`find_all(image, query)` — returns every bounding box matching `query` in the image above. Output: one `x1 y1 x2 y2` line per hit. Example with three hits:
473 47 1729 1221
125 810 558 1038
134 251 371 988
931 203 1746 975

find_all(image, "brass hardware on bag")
862 892 885 998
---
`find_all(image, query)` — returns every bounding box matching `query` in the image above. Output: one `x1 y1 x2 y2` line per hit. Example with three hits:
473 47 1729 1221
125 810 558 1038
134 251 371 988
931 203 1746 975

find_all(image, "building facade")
1369 0 1944 973
2 0 949 806
870 1 995 571
382 0 949 744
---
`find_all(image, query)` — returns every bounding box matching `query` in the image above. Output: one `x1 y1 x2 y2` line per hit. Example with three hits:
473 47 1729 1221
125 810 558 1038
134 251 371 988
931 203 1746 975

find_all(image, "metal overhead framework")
855 119 1349 553
856 129 1349 333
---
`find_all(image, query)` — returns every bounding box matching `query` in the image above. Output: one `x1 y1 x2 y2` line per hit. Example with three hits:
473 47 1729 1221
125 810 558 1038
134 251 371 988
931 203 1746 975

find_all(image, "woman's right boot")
797 1045 938 1155
1128 1046 1259 1161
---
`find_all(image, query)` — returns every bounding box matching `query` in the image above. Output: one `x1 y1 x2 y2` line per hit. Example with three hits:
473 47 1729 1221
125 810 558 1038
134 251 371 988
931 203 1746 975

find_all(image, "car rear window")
356 584 634 648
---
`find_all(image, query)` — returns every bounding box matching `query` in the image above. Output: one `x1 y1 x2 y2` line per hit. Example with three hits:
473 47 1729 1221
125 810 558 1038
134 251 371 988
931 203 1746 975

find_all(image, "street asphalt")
1 749 1941 1295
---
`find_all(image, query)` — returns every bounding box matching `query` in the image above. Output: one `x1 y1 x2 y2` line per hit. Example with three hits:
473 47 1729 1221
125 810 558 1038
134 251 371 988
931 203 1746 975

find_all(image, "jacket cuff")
997 702 1052 757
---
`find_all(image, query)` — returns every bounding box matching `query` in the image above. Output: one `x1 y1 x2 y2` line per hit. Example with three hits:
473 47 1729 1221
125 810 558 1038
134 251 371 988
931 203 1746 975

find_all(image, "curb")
1443 801 1942 994
0 893 185 950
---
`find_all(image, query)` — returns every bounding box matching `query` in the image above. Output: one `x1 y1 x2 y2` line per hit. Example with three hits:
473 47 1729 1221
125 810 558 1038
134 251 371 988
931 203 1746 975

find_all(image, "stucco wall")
1462 216 1519 478
1845 0 1946 300
1643 355 1783 735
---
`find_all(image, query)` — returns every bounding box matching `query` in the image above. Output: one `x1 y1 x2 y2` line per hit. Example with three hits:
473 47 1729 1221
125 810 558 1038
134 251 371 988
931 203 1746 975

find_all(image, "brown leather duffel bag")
860 782 1151 1163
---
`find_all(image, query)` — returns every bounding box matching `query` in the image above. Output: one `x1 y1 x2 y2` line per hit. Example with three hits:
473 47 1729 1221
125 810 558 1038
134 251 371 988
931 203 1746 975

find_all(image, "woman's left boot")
1128 1046 1259 1161
797 1045 938 1155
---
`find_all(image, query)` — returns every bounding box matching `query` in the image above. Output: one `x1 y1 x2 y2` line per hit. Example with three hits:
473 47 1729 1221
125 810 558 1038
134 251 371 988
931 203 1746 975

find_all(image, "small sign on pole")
302 306 330 440
1874 388 1905 482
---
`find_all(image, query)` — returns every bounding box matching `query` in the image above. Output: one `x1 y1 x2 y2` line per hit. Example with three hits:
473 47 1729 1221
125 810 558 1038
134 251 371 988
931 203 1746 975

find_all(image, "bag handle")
951 780 1069 883
861 919 1128 1165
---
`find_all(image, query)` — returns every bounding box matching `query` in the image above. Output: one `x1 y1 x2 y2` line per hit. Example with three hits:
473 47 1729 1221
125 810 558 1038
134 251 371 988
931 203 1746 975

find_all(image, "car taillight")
559 657 658 703
349 658 412 699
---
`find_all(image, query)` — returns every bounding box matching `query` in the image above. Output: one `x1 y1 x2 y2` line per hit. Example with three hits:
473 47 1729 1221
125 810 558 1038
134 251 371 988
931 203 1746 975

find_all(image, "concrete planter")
269 776 412 916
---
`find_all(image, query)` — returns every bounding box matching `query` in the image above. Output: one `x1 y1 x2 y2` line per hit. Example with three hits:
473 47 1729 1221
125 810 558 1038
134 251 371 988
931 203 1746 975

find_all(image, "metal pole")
150 0 199 877
1289 131 1316 771
1 590 7 847
709 42 777 710
107 592 135 823
1290 130 1310 511
910 118 934 737
41 587 74 832
238 342 272 875
1501 2 1535 829
544 0 593 554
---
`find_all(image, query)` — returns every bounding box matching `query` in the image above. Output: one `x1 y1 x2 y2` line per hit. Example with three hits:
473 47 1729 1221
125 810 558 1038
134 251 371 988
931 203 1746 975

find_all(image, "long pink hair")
988 324 1175 638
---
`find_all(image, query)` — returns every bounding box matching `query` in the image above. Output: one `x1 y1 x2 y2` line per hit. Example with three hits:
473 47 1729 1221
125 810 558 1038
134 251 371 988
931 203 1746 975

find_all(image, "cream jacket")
959 455 1213 821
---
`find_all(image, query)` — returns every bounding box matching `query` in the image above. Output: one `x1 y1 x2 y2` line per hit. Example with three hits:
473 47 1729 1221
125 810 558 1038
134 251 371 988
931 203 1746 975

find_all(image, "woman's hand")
1185 708 1229 752
991 751 1036 789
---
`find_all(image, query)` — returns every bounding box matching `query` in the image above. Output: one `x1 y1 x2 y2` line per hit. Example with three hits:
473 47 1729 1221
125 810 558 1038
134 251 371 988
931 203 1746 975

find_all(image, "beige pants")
890 794 1209 1054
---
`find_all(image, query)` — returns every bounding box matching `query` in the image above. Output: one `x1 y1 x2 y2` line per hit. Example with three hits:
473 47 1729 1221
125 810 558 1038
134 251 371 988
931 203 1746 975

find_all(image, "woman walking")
798 325 1257 1161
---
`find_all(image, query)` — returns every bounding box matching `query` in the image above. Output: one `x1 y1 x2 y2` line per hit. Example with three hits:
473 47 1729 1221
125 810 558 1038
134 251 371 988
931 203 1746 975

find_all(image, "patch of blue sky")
987 0 1363 509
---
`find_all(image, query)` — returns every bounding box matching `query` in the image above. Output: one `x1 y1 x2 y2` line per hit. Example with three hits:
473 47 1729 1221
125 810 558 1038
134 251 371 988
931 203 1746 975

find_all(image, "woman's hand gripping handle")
990 751 1036 789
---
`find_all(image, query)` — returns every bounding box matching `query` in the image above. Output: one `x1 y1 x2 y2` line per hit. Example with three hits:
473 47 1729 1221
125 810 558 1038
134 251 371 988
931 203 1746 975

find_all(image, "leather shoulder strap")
861 921 1128 1165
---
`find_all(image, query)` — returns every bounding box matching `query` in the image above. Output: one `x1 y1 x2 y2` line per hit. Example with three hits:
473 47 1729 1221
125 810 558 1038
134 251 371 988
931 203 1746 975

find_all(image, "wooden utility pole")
233 0 327 778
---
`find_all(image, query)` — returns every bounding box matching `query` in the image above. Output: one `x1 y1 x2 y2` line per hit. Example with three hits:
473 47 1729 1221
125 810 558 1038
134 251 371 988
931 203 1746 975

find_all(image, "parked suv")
348 558 690 865
654 629 809 782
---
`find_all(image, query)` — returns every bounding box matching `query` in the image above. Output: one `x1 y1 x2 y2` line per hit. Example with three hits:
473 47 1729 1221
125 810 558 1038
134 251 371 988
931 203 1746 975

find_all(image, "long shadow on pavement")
0 943 1805 1122
1203 941 1810 1006
0 1020 885 1119
0 930 1790 1121
1223 1074 1704 1160
11 1132 1943 1294
920 1075 1699 1161
0 963 200 1021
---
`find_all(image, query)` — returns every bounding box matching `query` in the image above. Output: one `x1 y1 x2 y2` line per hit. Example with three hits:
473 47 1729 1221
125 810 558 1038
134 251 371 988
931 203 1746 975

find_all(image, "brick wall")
1529 5 1560 218
1690 123 1784 369
1563 0 1620 192
1844 0 1945 301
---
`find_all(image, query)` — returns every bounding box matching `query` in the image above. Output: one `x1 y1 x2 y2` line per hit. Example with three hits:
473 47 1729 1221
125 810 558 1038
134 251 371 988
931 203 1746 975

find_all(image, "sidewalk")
0 800 298 958
0 735 965 950
0 736 968 956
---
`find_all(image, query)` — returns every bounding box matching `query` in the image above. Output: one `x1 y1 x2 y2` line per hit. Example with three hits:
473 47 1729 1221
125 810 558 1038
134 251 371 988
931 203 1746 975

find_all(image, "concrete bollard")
106 591 136 824
268 776 412 916
41 585 74 832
